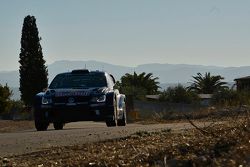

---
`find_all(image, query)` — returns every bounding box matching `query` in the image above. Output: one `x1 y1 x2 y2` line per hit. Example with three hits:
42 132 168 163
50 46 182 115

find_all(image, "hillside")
0 60 249 88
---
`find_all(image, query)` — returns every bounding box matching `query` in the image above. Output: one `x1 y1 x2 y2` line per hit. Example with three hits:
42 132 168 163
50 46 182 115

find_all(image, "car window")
49 73 107 89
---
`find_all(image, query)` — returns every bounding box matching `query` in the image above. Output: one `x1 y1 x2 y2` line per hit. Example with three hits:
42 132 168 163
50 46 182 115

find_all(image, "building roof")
198 94 213 99
145 95 160 100
234 76 250 81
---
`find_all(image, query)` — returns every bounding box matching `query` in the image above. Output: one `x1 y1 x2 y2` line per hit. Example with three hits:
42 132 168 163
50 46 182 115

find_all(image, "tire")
106 96 117 127
35 120 49 131
53 122 64 130
34 108 49 131
106 117 117 127
117 111 127 126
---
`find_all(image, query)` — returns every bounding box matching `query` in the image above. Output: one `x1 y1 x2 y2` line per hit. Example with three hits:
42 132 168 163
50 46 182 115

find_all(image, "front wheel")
106 96 117 127
105 114 117 127
34 108 49 131
35 120 49 131
105 120 116 127
53 122 64 130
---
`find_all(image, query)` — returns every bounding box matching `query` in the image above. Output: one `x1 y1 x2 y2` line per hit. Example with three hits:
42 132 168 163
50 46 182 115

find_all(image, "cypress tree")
19 15 48 106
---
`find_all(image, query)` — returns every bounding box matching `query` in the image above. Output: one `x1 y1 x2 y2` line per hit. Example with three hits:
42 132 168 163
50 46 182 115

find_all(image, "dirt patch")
0 120 34 133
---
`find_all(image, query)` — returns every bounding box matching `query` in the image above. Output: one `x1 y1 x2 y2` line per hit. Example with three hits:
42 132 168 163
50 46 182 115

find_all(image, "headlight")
42 97 52 104
91 95 106 103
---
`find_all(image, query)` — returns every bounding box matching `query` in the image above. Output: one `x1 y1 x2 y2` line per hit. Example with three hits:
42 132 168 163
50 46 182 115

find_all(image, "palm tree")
188 72 228 94
117 72 160 97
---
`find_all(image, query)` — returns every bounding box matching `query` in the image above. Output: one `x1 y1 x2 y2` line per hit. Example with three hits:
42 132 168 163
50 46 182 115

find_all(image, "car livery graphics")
33 69 126 131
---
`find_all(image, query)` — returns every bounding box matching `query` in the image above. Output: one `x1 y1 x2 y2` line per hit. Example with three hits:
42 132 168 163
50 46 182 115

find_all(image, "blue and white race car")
33 69 126 131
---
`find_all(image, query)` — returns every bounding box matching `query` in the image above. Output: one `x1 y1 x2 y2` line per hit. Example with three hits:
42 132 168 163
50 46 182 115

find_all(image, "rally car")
33 69 127 131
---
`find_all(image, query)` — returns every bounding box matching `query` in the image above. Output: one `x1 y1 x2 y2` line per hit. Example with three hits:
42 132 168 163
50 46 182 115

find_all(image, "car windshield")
49 73 107 89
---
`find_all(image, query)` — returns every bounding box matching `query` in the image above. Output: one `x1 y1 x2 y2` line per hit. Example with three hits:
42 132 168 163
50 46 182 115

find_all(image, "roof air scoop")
71 69 89 74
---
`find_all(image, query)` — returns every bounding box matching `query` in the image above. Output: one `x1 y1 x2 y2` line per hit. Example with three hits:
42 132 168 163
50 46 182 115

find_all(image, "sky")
0 0 250 71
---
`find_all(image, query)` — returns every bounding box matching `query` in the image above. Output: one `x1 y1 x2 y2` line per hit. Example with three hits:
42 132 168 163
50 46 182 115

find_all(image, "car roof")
58 70 106 75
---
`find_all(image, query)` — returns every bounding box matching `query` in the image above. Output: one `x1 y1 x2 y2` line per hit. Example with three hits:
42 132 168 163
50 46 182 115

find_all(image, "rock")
3 158 10 163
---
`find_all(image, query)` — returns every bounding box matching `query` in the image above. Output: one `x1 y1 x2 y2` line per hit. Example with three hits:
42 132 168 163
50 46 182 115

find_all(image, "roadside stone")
3 158 10 163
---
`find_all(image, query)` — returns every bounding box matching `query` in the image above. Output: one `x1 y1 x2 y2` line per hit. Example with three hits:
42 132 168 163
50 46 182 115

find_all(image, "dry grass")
0 120 34 133
148 105 249 123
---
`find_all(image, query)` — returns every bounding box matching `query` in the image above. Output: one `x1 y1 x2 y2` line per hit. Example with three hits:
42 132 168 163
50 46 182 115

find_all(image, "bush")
0 84 12 114
121 86 147 100
159 85 199 104
212 89 250 106
10 100 25 112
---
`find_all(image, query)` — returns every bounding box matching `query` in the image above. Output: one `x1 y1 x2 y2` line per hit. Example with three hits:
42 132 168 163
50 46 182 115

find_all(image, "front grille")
53 96 91 103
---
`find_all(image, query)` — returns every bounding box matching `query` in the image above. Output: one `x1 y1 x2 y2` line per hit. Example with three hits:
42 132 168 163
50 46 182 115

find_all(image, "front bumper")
38 102 114 122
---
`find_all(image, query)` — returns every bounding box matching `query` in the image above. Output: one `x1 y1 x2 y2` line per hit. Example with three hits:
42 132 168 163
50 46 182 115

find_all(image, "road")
0 121 210 157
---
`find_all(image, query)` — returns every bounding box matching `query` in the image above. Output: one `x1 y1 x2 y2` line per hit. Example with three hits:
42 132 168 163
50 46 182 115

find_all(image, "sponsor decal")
55 91 90 97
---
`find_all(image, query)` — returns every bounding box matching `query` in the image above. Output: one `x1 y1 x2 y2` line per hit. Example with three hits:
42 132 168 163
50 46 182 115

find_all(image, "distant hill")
0 71 19 87
1 60 249 87
48 61 250 85
0 60 249 99
10 87 21 100
1 60 250 87
47 60 134 83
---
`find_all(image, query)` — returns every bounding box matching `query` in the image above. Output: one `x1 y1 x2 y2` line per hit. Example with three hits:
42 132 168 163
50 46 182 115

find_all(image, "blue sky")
0 0 250 71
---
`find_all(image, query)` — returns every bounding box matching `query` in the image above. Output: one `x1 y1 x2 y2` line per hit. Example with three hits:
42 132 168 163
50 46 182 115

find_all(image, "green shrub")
159 85 199 104
0 84 12 114
212 89 250 106
116 72 160 100
10 100 25 113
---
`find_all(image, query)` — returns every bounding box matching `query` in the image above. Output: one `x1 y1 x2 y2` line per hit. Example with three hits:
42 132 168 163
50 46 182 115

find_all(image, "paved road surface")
0 121 209 156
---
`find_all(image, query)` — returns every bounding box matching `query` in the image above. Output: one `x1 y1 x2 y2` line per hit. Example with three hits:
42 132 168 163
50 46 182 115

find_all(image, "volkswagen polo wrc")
33 69 126 131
